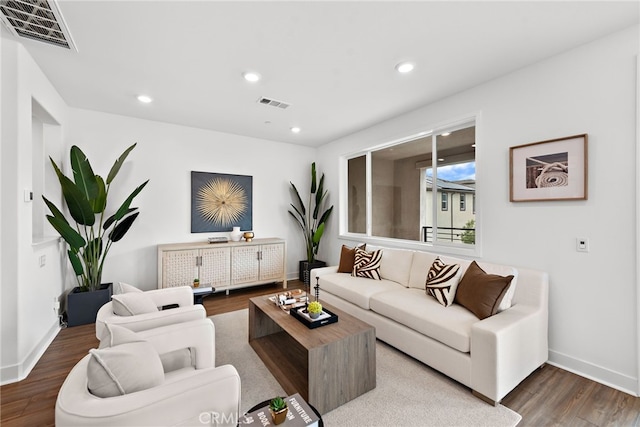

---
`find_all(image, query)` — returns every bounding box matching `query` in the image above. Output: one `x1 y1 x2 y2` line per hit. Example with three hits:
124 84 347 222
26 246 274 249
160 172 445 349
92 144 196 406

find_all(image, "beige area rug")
212 309 521 427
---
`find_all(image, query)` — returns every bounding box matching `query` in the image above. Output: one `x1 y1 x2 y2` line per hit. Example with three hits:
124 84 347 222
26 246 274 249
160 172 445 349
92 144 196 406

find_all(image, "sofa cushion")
87 341 165 397
408 251 438 289
338 244 366 273
352 247 382 280
319 272 404 310
426 257 462 307
112 292 159 316
378 248 414 287
455 261 514 320
370 289 478 352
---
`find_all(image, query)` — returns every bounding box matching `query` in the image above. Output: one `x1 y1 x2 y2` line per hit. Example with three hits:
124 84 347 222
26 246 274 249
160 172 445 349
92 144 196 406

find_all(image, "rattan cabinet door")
200 247 231 287
259 243 285 282
161 249 198 288
231 245 259 285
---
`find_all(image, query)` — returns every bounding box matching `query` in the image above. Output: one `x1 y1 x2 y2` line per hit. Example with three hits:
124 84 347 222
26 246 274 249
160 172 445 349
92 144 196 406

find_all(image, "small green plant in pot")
269 396 288 425
307 301 323 319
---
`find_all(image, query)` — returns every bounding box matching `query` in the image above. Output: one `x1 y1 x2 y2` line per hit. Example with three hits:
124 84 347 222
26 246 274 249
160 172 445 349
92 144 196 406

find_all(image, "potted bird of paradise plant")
43 143 148 326
288 162 333 285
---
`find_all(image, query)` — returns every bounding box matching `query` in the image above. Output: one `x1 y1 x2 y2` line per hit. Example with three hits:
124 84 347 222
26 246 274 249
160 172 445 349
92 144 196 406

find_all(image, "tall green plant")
43 143 148 292
288 162 334 263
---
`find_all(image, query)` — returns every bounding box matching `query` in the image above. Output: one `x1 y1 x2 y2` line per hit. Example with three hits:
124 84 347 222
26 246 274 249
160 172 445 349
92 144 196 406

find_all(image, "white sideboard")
157 238 287 293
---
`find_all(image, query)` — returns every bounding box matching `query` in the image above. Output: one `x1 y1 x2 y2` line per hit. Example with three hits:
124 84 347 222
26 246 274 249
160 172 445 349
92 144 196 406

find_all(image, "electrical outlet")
39 255 46 267
53 297 60 312
576 237 589 252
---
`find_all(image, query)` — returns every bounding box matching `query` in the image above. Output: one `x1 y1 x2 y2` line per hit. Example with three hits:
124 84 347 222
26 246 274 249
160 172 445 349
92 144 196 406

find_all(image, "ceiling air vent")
0 0 77 51
257 97 291 109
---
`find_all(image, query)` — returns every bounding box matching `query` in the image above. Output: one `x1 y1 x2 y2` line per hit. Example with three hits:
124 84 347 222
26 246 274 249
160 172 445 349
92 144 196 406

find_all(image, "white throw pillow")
87 341 164 397
111 293 158 316
113 282 143 295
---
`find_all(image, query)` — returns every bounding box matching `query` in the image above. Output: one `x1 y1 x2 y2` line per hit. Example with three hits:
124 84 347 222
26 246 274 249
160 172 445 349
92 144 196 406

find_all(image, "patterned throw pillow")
352 247 383 280
426 257 461 307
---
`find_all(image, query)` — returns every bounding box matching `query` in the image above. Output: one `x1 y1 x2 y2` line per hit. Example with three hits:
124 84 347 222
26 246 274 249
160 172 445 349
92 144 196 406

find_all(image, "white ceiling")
4 1 638 147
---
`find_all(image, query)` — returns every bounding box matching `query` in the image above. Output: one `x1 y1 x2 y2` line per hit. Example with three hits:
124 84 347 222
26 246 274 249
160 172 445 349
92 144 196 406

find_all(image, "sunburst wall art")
191 171 253 233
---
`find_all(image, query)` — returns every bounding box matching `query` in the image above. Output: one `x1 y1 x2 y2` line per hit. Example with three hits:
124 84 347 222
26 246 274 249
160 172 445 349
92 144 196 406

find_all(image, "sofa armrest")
470 303 548 403
96 304 206 340
56 356 241 427
310 266 339 282
138 318 215 368
145 286 194 308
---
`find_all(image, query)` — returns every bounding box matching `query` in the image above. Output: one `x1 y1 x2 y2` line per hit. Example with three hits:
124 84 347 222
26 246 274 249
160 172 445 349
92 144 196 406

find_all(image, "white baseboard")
548 349 639 397
0 320 61 386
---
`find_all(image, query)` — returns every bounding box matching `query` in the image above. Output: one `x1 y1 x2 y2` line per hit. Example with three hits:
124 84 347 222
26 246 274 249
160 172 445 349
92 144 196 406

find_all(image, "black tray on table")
290 306 339 329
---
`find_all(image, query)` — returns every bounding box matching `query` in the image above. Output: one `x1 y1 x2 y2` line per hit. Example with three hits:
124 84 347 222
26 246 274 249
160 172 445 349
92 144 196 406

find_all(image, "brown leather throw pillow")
454 261 514 320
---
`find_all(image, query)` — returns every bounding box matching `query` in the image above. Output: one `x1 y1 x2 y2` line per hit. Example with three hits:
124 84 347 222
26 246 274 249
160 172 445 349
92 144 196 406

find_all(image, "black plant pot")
66 283 113 327
299 260 327 286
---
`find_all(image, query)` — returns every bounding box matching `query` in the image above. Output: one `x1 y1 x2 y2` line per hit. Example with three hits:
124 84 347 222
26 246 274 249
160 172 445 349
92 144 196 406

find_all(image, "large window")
344 121 476 249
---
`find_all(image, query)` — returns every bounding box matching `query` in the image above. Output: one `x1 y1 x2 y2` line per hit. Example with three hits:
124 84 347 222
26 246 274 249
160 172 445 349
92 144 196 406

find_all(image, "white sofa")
311 246 549 404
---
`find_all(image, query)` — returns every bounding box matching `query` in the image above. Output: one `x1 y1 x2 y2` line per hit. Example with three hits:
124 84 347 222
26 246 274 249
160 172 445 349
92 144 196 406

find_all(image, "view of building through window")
346 122 476 247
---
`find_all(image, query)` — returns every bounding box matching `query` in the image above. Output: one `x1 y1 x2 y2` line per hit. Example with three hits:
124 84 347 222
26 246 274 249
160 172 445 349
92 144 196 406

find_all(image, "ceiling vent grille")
257 97 291 109
0 0 77 51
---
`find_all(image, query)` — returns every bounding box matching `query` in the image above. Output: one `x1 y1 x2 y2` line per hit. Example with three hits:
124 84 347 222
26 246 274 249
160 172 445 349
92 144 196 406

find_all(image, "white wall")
65 108 316 290
1 35 67 384
317 25 639 395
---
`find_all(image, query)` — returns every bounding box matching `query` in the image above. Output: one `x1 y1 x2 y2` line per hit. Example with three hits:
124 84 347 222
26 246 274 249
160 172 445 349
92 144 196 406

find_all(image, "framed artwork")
509 134 588 202
191 171 253 233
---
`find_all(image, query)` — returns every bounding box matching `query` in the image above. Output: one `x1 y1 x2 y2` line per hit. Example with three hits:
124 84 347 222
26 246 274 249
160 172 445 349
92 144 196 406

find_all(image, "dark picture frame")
191 171 253 232
509 134 588 202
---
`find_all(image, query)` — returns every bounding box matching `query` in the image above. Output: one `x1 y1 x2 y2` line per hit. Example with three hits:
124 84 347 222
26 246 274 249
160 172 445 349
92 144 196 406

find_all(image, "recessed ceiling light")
137 95 153 103
290 127 301 134
438 158 445 162
243 72 261 82
441 132 451 137
471 143 476 148
395 62 415 73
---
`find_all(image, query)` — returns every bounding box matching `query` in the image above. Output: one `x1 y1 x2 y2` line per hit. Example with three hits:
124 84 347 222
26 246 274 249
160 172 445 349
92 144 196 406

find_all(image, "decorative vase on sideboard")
66 283 113 327
230 226 243 242
299 260 326 286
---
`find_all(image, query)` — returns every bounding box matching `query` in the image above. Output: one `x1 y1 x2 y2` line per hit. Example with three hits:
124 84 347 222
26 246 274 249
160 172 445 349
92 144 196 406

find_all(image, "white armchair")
96 285 206 340
56 318 241 426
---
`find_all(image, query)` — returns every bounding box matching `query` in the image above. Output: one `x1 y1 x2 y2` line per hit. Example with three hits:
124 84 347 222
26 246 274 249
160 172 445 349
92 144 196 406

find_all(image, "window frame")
340 116 479 257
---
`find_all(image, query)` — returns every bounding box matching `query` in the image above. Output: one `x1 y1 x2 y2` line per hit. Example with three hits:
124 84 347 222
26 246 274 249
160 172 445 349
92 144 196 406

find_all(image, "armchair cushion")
113 281 143 294
88 340 164 397
111 292 159 316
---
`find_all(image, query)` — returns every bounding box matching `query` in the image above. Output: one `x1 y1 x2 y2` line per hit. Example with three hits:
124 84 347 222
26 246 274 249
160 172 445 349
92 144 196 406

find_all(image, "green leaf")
104 207 137 231
312 222 325 245
50 157 96 226
313 175 326 220
317 205 333 226
109 212 139 242
112 180 149 222
310 162 317 194
42 196 69 226
289 182 305 216
46 215 86 250
106 143 137 184
70 145 99 204
67 250 84 276
288 210 305 231
92 175 107 213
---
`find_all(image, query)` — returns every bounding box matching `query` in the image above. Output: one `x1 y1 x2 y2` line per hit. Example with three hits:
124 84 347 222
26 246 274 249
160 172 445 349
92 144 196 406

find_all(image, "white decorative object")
230 226 242 242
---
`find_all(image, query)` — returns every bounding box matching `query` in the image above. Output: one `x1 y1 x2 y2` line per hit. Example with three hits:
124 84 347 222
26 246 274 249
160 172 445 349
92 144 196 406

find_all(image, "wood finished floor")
1 280 638 426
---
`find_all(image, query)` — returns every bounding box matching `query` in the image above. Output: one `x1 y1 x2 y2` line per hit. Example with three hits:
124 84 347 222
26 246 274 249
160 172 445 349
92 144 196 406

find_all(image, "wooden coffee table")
248 296 376 414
